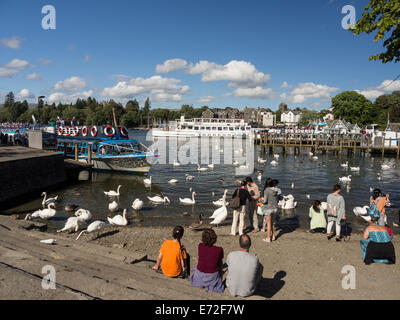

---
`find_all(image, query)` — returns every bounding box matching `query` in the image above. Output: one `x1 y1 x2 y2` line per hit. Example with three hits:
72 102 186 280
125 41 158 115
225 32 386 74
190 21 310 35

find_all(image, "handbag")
257 204 266 216
228 189 241 210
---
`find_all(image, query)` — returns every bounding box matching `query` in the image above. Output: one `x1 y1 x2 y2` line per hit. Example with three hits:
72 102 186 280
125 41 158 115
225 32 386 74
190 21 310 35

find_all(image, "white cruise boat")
152 116 253 138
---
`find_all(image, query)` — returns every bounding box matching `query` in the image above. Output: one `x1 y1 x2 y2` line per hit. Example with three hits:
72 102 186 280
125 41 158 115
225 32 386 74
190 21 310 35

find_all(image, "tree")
125 99 140 112
298 109 320 127
143 97 151 128
352 0 400 63
331 91 374 125
374 93 400 124
5 91 15 104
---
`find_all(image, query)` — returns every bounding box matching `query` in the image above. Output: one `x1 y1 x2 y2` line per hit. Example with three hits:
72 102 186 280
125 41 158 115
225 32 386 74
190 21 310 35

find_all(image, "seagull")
309 152 313 156
132 198 144 211
257 172 262 182
291 182 295 189
306 194 310 199
312 156 318 161
104 185 121 197
273 154 279 160
108 209 128 226
369 187 374 193
75 220 108 240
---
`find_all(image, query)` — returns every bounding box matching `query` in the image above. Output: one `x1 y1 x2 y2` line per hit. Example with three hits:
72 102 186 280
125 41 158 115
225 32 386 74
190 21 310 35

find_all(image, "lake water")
4 130 400 233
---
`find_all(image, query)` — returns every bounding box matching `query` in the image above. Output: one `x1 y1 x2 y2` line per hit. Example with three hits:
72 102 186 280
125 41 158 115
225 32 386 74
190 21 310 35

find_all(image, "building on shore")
260 111 276 127
280 110 302 126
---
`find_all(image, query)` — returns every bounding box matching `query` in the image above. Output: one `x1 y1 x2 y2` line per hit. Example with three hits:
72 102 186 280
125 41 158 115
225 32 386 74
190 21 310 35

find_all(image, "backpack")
368 196 382 219
228 189 241 210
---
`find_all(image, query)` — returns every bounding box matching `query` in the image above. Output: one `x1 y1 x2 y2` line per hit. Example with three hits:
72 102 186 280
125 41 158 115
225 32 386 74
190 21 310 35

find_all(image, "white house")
280 110 301 125
323 113 334 121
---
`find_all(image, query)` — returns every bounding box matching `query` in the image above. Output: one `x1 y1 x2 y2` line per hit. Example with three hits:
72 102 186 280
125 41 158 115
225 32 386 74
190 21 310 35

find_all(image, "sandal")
262 238 271 243
327 232 335 240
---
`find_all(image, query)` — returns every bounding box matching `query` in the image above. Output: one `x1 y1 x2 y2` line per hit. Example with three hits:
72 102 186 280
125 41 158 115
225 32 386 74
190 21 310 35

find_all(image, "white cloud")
221 92 232 98
101 75 189 102
156 59 188 73
38 58 52 65
284 82 339 104
280 81 289 88
355 89 384 100
25 72 42 80
233 86 274 99
48 90 94 104
53 76 87 93
0 36 23 49
377 80 400 92
197 96 216 103
355 80 400 100
16 89 35 100
0 59 30 78
187 60 270 88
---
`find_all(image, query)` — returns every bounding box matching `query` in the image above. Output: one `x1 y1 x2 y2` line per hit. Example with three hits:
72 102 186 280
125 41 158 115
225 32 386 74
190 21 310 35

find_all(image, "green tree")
374 93 400 124
126 99 140 112
331 91 374 125
143 97 151 127
352 0 400 63
298 109 320 127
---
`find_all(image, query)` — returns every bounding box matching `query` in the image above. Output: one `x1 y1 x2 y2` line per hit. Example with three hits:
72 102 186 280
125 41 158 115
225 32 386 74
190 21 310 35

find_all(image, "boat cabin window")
194 126 199 130
218 127 222 131
188 126 193 130
229 127 234 131
212 127 216 130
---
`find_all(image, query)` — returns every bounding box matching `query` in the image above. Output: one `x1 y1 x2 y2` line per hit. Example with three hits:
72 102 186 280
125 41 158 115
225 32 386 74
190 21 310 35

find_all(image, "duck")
108 209 128 226
350 166 360 171
41 192 58 208
108 200 119 212
65 204 79 212
197 164 208 172
148 195 170 204
339 175 352 183
75 220 108 240
144 176 152 186
25 203 57 220
189 213 203 230
57 216 83 233
104 185 121 197
179 192 196 205
74 208 92 222
168 179 179 184
173 160 181 167
131 198 144 210
341 161 349 168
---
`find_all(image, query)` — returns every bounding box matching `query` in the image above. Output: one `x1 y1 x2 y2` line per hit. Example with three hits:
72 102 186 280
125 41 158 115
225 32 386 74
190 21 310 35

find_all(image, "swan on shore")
108 200 119 212
104 185 121 197
132 198 144 210
278 195 297 210
74 208 92 222
57 216 83 233
76 220 108 240
353 205 369 216
180 192 196 205
108 209 128 226
210 191 228 226
41 192 58 208
148 195 170 204
25 203 56 220
213 189 229 207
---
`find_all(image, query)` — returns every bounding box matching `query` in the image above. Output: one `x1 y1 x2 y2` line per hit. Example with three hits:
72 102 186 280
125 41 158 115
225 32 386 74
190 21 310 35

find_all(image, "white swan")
168 179 179 184
339 175 352 183
312 156 318 161
350 166 360 171
108 200 119 212
132 198 144 210
321 202 328 211
74 208 92 222
273 154 279 160
291 182 295 189
213 189 229 207
279 195 297 210
306 194 310 199
25 203 56 220
353 205 369 216
41 192 58 208
210 202 228 227
197 164 208 172
180 192 196 205
208 163 214 168
381 164 392 170
173 160 181 167
57 216 83 233
271 160 278 166
233 161 239 166
341 161 349 168
108 209 128 226
76 220 108 240
104 185 121 196
309 152 313 156
257 172 262 182
148 195 170 204
258 158 267 164
144 176 152 186
185 174 194 180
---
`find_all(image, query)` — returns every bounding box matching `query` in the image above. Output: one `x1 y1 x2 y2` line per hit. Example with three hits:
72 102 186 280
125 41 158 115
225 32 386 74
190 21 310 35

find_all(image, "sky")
0 0 399 111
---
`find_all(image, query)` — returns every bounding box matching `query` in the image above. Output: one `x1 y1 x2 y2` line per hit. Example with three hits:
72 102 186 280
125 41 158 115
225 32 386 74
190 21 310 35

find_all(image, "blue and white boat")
56 125 157 175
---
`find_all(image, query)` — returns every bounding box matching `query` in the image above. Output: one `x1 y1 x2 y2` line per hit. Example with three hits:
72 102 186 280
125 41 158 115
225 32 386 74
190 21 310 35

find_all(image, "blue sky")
0 0 398 110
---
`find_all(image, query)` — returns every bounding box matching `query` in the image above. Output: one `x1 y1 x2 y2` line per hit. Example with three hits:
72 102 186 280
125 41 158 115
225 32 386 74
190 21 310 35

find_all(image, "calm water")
4 130 400 233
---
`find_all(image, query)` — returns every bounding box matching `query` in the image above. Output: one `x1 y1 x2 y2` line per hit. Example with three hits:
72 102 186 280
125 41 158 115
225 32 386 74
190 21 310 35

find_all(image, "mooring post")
74 144 78 161
88 142 92 164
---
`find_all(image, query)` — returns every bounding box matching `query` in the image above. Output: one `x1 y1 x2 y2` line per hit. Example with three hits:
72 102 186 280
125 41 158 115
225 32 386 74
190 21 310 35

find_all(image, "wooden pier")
255 133 400 158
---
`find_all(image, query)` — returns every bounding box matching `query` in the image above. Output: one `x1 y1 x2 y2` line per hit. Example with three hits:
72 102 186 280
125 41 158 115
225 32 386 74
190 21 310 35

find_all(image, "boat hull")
91 156 152 175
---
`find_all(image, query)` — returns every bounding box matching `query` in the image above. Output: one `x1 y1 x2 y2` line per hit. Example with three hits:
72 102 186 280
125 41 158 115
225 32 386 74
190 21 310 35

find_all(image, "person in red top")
370 189 390 226
189 229 225 293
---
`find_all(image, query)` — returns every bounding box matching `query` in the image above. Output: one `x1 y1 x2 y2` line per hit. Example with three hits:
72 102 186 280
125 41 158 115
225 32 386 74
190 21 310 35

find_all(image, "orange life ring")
120 126 128 137
57 127 63 135
90 126 98 137
104 125 115 137
73 126 79 136
81 126 88 136
65 126 71 136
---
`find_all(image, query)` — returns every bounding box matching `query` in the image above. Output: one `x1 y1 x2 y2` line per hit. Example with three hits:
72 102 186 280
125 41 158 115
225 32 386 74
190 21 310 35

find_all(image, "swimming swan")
41 192 58 208
104 185 121 196
132 198 144 210
180 192 196 205
148 195 170 204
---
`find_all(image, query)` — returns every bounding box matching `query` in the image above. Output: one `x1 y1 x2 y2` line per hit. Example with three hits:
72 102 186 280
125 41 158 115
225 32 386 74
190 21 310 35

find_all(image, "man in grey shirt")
226 235 263 297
